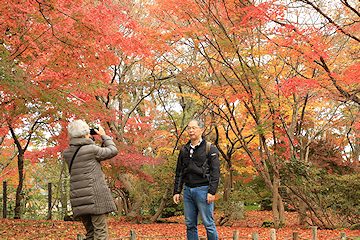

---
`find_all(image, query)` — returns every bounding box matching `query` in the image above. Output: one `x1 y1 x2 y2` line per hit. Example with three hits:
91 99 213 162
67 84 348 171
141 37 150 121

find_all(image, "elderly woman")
63 120 118 240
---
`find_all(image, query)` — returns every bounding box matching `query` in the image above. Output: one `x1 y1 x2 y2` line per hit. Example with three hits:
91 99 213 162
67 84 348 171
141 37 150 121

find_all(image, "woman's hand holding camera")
90 126 105 136
95 127 105 136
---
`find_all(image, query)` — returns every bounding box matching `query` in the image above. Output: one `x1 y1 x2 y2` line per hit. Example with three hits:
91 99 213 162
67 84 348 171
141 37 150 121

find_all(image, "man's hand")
207 193 215 204
173 194 180 204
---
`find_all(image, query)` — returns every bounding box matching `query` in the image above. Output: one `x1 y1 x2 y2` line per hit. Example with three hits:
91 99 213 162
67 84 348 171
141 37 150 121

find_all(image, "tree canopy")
1 0 359 229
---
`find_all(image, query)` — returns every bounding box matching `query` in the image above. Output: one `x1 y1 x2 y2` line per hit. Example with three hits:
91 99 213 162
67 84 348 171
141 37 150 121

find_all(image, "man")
63 120 118 240
173 119 220 240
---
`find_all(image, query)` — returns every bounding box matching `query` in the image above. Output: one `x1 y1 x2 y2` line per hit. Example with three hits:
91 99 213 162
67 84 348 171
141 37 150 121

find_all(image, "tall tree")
1 0 145 218
148 0 291 227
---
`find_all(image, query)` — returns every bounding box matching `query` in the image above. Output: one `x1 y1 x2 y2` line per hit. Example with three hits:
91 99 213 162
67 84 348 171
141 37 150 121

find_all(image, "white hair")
68 120 90 138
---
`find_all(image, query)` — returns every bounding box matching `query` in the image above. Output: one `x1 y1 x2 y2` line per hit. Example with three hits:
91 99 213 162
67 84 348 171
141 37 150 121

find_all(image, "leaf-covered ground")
1 210 359 239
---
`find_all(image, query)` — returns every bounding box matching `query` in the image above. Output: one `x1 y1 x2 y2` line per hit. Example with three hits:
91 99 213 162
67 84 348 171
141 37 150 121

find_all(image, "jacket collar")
69 137 94 146
185 136 206 150
190 138 203 148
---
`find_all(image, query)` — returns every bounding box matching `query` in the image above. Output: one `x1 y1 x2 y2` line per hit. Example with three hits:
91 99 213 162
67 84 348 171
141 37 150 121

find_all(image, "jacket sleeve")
208 145 220 195
173 150 184 195
93 135 118 161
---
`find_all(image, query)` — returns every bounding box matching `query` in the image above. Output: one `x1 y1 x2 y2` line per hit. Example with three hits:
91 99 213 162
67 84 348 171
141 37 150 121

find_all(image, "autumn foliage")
1 0 360 231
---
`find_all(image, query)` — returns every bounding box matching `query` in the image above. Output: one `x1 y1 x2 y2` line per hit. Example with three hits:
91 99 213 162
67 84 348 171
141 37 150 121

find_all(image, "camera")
90 128 99 135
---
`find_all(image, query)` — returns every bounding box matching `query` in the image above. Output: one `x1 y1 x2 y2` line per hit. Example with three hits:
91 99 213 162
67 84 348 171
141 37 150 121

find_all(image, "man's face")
187 121 203 141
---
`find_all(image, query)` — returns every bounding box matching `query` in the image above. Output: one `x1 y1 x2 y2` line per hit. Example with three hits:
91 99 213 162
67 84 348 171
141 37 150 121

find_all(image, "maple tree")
147 0 292 228
1 0 180 220
268 0 360 161
263 0 360 228
0 75 63 218
0 0 152 219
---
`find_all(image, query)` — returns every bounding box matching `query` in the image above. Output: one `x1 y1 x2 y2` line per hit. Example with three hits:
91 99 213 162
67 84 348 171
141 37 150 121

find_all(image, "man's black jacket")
173 138 220 195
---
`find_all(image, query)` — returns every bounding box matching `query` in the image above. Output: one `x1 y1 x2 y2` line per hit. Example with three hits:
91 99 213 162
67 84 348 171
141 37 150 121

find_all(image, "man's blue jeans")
183 185 218 240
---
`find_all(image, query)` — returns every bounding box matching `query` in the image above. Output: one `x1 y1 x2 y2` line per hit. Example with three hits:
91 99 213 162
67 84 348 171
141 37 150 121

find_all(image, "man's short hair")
188 119 205 129
68 120 90 138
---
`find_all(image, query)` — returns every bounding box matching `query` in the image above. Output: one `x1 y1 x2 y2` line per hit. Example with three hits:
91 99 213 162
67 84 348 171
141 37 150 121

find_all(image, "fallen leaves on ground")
1 210 359 239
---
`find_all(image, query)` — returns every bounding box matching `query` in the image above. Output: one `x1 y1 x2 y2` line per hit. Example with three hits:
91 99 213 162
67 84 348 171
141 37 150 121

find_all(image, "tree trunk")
14 151 24 219
278 195 285 224
352 136 360 168
150 187 170 223
272 178 286 228
118 197 123 216
117 173 143 217
272 190 280 228
127 195 143 217
119 191 129 215
223 170 230 202
222 161 234 202
299 199 307 225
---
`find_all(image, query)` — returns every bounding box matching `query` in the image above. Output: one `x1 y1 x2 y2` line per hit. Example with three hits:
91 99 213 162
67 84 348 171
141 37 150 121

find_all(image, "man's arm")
208 145 220 195
173 148 184 202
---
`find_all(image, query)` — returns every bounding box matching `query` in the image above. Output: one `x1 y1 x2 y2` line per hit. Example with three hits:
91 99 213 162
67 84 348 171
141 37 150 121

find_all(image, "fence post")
270 228 276 240
76 233 84 240
252 232 259 240
3 181 7 219
311 226 317 240
293 232 299 240
130 229 136 240
233 230 239 240
340 232 346 240
47 183 52 220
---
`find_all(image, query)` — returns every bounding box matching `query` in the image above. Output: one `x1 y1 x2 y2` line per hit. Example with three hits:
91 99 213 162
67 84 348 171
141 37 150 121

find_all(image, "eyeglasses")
186 126 199 131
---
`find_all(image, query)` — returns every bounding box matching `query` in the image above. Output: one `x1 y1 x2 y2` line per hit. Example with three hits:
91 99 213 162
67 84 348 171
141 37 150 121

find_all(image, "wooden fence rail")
76 229 360 240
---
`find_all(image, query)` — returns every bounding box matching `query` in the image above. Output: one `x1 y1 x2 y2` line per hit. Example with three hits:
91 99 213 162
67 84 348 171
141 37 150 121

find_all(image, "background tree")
148 0 291 228
147 0 360 228
1 0 146 219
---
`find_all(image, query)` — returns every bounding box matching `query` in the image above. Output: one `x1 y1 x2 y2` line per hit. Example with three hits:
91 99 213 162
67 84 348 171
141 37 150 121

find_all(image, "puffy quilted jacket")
63 135 118 217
